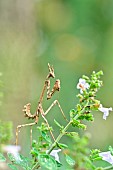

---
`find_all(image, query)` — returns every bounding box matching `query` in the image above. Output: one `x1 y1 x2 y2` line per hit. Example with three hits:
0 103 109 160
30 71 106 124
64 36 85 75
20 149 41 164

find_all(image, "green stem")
47 120 73 154
31 162 40 170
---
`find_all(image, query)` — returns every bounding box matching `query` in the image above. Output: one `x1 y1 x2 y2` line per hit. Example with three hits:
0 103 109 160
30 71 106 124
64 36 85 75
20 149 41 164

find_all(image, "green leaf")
32 140 36 147
31 148 39 156
71 119 86 129
56 161 62 167
109 146 113 155
78 123 86 130
77 104 82 112
7 153 16 163
57 142 68 149
38 154 57 170
0 153 6 162
7 153 30 169
18 155 29 168
54 119 63 129
79 113 94 121
85 114 94 121
41 131 51 143
70 109 76 118
7 163 18 170
71 119 80 127
90 149 100 155
66 132 79 138
82 75 89 80
65 155 75 166
90 149 101 161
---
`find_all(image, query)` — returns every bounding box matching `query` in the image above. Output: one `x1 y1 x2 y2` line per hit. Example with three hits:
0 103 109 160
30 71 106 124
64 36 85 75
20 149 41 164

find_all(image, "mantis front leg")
46 79 60 100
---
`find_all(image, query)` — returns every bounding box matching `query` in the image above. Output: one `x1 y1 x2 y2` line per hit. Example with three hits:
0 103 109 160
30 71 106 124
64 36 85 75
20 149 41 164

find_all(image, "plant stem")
32 162 40 170
47 120 73 154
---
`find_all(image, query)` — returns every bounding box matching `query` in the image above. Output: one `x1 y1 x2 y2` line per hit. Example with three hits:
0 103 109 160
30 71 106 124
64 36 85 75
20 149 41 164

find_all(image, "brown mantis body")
15 64 68 146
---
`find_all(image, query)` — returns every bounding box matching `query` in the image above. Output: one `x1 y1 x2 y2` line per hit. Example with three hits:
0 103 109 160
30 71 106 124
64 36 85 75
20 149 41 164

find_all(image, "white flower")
77 78 90 94
99 151 113 165
2 145 21 161
98 104 112 120
47 149 61 163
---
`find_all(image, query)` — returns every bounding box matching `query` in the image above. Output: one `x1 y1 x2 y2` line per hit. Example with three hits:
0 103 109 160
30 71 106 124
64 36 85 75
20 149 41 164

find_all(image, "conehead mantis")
15 63 68 146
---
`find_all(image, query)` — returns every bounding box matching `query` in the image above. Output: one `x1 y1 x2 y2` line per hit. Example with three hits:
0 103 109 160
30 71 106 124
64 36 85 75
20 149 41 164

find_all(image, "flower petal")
99 151 113 165
47 149 61 163
77 78 90 94
98 105 112 120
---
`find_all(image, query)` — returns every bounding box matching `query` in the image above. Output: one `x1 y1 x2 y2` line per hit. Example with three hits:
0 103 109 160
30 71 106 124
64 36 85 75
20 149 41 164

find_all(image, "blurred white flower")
47 149 61 163
2 145 21 161
98 104 112 120
77 78 90 94
99 151 113 165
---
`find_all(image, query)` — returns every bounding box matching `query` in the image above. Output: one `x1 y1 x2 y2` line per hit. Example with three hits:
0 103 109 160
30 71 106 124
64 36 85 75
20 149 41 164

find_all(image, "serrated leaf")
57 142 68 149
38 154 57 170
65 155 75 166
54 119 63 129
7 163 18 170
0 153 6 162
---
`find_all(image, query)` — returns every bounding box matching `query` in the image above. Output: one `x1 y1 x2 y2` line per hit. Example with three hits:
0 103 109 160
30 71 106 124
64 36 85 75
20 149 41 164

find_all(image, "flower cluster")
77 75 112 120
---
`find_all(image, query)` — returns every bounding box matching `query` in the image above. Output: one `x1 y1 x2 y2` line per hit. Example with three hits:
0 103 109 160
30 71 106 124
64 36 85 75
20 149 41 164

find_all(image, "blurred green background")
0 0 113 163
